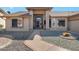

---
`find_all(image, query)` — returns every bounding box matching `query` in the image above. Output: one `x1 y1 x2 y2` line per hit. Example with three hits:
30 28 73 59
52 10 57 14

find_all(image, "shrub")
0 24 3 28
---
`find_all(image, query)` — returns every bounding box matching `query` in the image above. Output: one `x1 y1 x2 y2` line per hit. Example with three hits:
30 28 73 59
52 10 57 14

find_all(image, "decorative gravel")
43 36 79 51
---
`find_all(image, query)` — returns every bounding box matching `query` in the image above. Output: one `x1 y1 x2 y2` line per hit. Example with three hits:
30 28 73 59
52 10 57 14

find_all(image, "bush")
63 32 71 37
0 24 3 28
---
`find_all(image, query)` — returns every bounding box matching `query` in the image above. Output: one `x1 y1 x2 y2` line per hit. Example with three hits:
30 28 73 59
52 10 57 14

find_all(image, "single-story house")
1 7 79 32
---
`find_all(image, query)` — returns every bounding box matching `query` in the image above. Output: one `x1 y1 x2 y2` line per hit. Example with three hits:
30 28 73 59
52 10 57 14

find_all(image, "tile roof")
2 11 79 17
4 11 31 16
0 8 6 14
50 11 79 17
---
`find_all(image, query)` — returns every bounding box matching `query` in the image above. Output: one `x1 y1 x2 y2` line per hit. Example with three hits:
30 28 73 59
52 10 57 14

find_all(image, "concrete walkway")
0 37 12 49
0 40 32 51
24 30 69 51
27 30 41 40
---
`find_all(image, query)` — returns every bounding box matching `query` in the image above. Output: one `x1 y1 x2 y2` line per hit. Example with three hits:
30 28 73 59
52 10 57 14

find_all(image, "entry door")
33 14 43 29
36 18 42 29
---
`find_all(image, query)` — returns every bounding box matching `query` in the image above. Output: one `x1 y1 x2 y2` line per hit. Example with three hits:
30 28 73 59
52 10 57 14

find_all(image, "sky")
1 7 79 13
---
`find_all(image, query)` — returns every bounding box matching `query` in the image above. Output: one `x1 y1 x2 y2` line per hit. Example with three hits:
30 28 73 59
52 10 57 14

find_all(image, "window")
44 20 46 25
58 20 65 27
36 18 41 21
17 19 23 27
49 19 51 28
12 19 17 27
12 19 23 28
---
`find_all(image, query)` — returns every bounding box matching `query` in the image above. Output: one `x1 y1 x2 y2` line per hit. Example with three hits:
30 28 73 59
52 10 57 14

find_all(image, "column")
65 18 68 31
51 18 56 30
46 11 49 30
29 10 33 30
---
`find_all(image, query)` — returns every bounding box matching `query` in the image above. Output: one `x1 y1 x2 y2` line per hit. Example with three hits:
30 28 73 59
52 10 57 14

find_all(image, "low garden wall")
0 31 33 40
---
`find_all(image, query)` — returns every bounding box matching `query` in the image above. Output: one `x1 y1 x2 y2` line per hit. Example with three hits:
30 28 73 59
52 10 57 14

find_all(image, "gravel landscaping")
43 36 79 51
40 30 79 51
0 30 79 51
0 30 34 51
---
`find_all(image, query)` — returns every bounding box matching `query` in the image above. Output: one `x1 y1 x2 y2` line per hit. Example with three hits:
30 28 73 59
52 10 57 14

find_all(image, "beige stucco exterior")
69 20 79 32
5 7 69 31
68 14 79 32
5 17 30 31
28 8 51 30
3 7 79 32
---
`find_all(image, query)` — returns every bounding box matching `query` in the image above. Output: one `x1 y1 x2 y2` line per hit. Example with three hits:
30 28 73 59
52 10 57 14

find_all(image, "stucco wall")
69 20 79 32
33 10 45 14
69 15 79 32
5 17 30 31
29 9 49 30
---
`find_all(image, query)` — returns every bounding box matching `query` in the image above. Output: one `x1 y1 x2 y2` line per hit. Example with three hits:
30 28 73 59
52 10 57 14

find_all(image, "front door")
33 14 43 29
